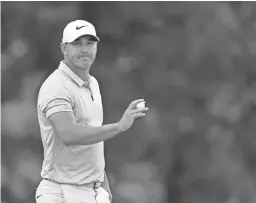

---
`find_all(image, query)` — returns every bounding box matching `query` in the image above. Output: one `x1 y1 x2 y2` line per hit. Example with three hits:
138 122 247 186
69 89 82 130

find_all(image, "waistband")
42 178 103 189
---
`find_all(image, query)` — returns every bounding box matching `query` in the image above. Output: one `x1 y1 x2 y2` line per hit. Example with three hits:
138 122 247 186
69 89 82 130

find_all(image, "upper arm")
38 82 74 117
48 111 76 144
38 82 75 144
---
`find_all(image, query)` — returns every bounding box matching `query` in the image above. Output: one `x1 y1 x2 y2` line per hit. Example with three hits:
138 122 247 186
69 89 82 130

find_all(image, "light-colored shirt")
37 61 105 185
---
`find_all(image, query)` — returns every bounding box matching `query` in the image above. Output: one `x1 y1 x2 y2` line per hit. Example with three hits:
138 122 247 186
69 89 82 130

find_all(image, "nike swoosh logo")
36 195 42 199
76 25 88 30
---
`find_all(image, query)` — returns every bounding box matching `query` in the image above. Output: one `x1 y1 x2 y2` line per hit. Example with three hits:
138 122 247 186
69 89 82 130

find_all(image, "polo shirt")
37 61 105 185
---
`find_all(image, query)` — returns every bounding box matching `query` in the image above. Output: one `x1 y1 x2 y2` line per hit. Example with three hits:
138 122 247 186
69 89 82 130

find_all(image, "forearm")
103 171 110 190
103 171 112 201
50 98 148 146
62 122 123 146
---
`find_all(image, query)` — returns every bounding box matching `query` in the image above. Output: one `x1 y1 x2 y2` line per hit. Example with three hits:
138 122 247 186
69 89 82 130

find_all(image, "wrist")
115 122 125 132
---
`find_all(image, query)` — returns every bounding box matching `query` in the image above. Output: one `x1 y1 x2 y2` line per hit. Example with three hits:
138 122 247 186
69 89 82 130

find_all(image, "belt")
85 181 103 189
42 178 102 189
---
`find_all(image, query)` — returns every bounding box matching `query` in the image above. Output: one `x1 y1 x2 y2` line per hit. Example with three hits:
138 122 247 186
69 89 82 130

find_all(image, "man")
35 20 148 203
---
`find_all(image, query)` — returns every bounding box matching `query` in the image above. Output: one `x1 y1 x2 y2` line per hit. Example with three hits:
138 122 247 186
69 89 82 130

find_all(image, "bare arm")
49 112 122 145
49 99 148 146
102 171 112 202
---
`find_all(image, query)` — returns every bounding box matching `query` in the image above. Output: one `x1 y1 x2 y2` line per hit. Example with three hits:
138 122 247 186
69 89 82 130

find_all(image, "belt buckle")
93 182 102 189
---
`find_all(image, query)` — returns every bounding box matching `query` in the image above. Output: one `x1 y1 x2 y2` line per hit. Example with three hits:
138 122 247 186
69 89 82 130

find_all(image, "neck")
63 59 90 82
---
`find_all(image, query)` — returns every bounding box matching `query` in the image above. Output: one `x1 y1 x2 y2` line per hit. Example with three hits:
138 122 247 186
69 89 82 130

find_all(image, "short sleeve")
38 82 73 118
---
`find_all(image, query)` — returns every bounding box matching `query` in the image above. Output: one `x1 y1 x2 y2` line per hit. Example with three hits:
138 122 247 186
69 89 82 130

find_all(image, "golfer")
35 20 148 203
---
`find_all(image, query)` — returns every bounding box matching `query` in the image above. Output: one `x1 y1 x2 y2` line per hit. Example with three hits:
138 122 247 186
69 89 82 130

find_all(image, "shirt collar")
58 61 90 87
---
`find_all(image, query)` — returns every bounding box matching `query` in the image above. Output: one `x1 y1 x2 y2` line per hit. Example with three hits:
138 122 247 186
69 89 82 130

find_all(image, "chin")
79 65 90 70
79 63 91 70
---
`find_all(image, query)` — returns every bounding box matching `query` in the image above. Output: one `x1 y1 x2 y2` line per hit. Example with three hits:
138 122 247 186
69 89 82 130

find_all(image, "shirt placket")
84 81 94 101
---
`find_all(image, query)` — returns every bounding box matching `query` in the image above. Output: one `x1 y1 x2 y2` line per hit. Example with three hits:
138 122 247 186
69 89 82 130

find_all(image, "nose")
80 49 88 54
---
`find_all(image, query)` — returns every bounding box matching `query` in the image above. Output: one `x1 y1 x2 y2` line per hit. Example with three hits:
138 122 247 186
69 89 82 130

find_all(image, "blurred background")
2 1 256 203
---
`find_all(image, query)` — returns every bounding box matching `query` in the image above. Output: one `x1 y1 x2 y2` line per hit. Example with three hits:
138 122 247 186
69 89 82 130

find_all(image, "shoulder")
90 75 98 84
40 69 70 90
90 75 100 88
38 70 72 102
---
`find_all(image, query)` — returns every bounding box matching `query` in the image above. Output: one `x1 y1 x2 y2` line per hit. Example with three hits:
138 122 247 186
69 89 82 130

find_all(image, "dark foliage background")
2 2 256 203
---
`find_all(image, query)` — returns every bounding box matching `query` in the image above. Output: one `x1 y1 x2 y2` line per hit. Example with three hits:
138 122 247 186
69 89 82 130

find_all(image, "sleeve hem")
46 109 73 118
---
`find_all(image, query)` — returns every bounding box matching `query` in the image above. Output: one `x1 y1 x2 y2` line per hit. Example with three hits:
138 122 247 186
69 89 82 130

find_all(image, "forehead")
74 35 97 42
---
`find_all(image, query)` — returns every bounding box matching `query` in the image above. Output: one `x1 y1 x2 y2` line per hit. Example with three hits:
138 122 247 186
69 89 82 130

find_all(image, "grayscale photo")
2 1 256 203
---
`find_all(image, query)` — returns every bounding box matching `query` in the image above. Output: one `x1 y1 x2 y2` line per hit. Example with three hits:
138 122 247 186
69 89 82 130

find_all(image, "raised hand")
118 99 148 132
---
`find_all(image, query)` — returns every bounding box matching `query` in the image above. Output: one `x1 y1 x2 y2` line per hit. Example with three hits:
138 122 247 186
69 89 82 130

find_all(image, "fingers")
131 107 149 114
133 112 146 119
128 99 145 110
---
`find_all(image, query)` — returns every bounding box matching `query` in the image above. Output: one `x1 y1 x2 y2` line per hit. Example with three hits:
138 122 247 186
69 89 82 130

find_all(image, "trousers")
35 179 111 203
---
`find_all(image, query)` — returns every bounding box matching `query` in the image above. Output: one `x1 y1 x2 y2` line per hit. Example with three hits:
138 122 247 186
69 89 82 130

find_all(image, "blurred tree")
3 2 256 203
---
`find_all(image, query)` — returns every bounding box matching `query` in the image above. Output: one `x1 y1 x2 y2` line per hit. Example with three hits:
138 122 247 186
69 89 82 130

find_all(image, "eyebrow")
73 37 97 43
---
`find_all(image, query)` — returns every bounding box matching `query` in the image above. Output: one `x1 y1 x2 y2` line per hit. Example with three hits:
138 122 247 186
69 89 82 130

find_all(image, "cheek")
92 49 97 59
72 56 79 63
68 51 79 62
68 54 75 62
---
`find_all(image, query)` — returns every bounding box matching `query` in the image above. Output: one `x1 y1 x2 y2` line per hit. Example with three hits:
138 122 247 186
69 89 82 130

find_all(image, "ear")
60 43 68 55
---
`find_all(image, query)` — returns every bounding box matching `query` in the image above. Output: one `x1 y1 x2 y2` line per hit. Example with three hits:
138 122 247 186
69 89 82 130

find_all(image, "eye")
72 41 81 45
87 40 95 45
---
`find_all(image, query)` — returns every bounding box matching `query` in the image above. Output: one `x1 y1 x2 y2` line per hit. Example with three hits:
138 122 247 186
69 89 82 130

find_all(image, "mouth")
79 56 91 62
80 56 91 59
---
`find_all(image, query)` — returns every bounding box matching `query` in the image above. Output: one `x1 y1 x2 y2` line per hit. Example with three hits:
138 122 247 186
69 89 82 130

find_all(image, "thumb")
128 99 145 110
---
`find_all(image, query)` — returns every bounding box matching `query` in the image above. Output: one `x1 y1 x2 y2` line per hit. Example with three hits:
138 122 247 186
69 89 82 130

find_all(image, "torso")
37 62 105 185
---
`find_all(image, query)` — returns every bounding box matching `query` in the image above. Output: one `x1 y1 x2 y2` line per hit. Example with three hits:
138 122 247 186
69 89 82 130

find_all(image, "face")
62 35 98 70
